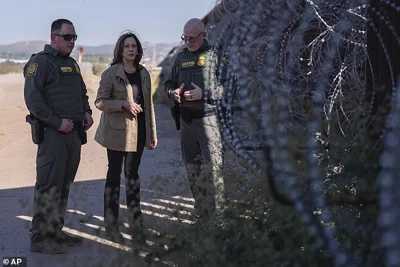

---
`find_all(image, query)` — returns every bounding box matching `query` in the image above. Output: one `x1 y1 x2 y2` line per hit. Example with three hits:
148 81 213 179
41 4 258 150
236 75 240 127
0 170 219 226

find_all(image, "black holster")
74 122 87 145
25 114 44 145
78 128 87 145
170 102 180 130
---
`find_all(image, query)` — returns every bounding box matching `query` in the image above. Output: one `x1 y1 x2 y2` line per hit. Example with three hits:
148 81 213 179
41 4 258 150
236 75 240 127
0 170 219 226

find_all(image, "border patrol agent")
23 19 93 254
164 18 227 224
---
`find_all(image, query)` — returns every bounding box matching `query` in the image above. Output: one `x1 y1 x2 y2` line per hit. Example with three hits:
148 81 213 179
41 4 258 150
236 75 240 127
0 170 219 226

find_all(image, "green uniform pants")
180 115 226 220
31 127 81 243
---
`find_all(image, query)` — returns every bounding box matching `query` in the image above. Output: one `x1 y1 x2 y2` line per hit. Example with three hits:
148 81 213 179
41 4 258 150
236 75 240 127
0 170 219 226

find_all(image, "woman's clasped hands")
123 100 143 116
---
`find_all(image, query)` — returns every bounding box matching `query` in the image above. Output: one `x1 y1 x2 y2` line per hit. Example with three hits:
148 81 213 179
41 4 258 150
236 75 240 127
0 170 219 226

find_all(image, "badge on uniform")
197 56 206 67
27 63 38 76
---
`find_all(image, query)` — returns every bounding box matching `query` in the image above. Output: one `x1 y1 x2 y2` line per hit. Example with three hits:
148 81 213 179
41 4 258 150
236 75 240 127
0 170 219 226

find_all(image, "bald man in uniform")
164 18 227 226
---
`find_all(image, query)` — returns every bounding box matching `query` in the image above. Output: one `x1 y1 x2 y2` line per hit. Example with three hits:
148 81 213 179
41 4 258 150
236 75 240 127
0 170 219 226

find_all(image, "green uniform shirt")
23 45 91 130
164 40 221 111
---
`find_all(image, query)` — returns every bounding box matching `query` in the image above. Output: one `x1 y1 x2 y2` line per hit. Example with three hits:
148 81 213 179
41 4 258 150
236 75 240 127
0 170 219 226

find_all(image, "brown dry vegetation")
0 62 24 74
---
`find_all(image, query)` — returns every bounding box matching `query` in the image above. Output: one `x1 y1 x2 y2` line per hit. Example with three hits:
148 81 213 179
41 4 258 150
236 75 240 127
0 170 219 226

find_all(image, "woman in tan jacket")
94 32 157 242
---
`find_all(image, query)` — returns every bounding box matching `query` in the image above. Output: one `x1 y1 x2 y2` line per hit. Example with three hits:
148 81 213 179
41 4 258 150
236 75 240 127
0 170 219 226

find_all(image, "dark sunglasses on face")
181 32 203 42
55 34 78 41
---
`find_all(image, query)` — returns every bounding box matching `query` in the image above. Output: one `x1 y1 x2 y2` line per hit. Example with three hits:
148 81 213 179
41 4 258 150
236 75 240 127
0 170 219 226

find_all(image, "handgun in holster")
72 121 88 145
170 101 180 130
25 113 44 145
78 124 88 145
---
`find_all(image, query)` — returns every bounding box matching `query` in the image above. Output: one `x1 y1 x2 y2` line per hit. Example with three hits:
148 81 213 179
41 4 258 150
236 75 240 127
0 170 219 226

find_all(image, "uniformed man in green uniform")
164 18 227 226
23 19 94 254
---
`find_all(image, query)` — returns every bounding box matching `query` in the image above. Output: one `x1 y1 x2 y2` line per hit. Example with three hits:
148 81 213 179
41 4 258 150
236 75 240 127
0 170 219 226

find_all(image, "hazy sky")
1 0 218 45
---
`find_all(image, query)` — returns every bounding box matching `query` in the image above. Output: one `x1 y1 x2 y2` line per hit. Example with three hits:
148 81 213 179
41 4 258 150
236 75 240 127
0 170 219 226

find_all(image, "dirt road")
0 72 192 267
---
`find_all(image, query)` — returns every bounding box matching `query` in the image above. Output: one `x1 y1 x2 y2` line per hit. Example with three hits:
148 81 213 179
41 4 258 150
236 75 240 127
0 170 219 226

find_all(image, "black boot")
129 214 144 243
105 225 124 243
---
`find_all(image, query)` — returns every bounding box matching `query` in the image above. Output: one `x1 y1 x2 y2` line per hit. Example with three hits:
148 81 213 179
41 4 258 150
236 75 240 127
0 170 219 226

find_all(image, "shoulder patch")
27 63 38 76
74 62 80 74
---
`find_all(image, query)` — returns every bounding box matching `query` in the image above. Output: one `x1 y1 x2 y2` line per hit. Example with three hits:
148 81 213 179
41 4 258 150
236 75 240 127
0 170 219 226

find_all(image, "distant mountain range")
0 40 180 59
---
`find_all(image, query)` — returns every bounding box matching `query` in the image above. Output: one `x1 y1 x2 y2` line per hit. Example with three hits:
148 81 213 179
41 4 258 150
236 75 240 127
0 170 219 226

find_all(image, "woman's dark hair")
111 31 143 68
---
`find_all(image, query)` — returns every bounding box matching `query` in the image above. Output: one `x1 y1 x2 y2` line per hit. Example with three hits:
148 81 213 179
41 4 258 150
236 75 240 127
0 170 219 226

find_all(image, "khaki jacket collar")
115 62 147 82
115 62 127 80
114 63 149 102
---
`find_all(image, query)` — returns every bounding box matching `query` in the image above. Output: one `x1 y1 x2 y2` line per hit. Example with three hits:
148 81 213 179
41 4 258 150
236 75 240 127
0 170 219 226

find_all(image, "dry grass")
92 63 108 76
150 69 172 105
0 62 24 74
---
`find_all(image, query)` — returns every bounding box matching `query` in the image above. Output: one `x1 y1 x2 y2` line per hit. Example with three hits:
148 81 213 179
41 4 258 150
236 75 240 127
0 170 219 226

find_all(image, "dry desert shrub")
0 62 24 74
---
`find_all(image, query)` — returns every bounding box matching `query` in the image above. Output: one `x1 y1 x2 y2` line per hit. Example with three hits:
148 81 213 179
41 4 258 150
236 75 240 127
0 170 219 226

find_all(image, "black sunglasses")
181 32 203 42
55 34 78 41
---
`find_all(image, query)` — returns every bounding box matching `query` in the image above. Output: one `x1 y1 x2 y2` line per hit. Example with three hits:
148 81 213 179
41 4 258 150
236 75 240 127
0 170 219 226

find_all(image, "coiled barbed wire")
378 77 400 267
204 0 399 265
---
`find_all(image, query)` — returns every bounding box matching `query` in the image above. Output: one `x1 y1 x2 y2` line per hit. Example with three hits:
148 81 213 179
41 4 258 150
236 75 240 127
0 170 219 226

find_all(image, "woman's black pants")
104 114 146 229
